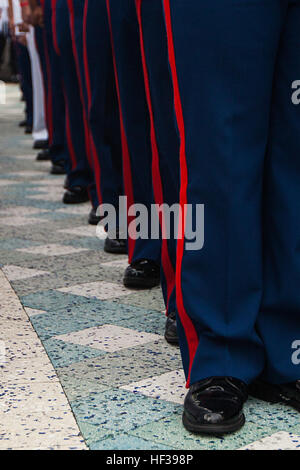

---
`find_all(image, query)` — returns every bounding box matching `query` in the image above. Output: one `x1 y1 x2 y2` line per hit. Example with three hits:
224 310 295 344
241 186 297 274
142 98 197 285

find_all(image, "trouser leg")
258 1 300 384
84 0 123 213
162 0 287 386
55 0 93 189
107 0 161 265
137 0 180 313
26 25 48 143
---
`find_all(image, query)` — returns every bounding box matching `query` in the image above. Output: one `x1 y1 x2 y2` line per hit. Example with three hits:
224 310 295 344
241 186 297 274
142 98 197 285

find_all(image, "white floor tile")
55 204 90 215
17 244 89 256
3 265 50 281
8 171 47 178
240 431 300 450
101 259 128 269
57 225 99 238
55 324 161 352
24 307 47 317
27 193 63 202
57 280 132 300
0 216 48 226
0 206 48 216
121 370 186 404
0 179 21 187
33 178 64 187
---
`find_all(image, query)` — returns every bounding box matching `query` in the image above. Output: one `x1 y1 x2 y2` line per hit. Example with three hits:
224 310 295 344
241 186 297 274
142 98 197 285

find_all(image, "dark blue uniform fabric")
83 0 123 212
138 0 180 314
107 0 161 265
55 0 94 195
162 0 300 387
15 41 33 128
40 0 69 166
66 0 98 208
67 0 123 212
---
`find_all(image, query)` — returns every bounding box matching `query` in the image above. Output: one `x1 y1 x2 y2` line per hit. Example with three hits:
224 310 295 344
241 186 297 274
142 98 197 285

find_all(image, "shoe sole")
164 333 179 346
51 169 66 175
33 143 48 150
104 246 127 255
123 277 160 289
182 411 245 435
63 198 89 204
88 218 102 226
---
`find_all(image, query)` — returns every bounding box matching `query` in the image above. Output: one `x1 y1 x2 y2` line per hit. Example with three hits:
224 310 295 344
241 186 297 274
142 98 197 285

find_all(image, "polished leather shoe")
36 149 51 161
123 259 160 289
33 139 48 150
63 186 89 204
19 119 27 127
51 161 66 175
104 236 127 254
165 311 179 345
183 377 248 435
249 379 300 412
88 207 102 225
25 125 32 134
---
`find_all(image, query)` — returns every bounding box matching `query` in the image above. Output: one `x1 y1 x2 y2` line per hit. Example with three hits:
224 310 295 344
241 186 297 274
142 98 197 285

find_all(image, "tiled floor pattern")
0 84 299 450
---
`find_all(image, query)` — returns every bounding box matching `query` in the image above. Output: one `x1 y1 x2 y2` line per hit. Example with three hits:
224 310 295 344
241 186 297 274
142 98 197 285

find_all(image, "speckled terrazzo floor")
0 84 299 450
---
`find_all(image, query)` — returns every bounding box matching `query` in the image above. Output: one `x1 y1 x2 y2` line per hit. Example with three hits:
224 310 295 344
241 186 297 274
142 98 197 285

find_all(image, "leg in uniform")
106 0 161 288
162 0 300 434
82 0 125 249
135 0 180 342
54 0 93 204
14 37 33 132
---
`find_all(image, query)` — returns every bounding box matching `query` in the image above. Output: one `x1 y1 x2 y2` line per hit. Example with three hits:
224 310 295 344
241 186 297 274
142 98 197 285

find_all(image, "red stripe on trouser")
67 0 93 169
135 0 175 311
83 0 103 205
51 0 60 56
163 0 199 388
106 0 136 261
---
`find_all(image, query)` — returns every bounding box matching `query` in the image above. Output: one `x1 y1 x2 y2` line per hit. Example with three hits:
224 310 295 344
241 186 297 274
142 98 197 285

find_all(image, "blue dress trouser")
107 0 161 266
66 0 98 207
67 0 123 211
55 0 94 195
136 0 180 313
83 0 123 212
39 0 69 166
15 41 33 128
162 0 300 387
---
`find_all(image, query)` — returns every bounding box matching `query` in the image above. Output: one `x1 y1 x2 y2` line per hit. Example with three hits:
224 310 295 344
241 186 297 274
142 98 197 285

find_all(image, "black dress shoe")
88 207 102 225
36 149 51 161
25 125 32 134
63 186 89 204
51 161 66 175
249 379 300 412
123 259 160 289
183 377 248 435
33 139 49 150
104 236 127 254
19 119 27 127
165 311 179 346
